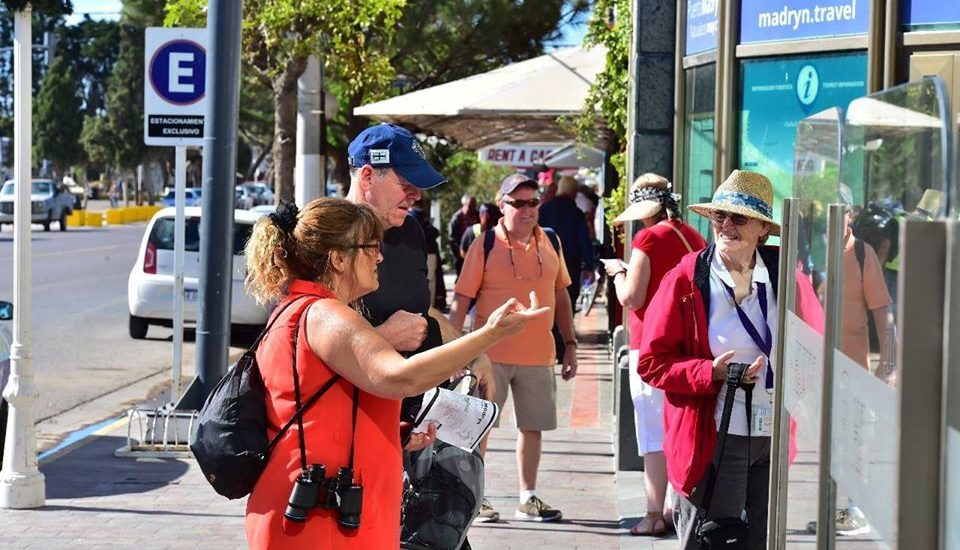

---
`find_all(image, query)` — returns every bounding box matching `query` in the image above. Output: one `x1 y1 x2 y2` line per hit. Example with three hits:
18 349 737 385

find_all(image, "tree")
327 0 590 185
165 0 406 202
567 0 629 226
57 17 121 116
34 53 83 177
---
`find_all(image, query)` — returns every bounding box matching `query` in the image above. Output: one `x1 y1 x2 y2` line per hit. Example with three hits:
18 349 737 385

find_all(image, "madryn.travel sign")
143 27 208 147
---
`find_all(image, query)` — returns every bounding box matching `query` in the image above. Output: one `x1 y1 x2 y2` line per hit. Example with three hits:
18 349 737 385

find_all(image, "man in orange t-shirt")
450 174 577 524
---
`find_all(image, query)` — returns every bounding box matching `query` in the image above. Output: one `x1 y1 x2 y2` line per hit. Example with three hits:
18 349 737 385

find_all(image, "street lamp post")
0 4 45 509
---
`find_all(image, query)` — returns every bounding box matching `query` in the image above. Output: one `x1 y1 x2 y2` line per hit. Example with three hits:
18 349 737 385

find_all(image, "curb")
38 416 127 466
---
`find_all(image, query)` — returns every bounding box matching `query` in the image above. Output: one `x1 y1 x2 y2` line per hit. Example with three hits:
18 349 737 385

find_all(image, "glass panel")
739 52 868 244
683 62 716 240
832 76 953 548
778 107 840 544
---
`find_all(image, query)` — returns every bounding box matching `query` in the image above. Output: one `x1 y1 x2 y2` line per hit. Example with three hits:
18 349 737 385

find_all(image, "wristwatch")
564 339 578 347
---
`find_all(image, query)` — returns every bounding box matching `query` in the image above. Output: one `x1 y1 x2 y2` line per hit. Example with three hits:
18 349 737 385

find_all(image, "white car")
240 182 275 206
0 179 76 231
127 207 271 339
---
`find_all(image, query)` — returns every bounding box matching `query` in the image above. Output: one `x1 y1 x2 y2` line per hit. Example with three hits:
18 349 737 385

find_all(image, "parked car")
240 182 274 206
235 186 254 210
160 188 202 208
0 300 12 462
0 179 75 231
127 207 271 339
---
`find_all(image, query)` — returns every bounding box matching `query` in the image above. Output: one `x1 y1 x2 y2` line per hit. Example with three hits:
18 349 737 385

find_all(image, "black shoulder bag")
695 364 754 549
191 297 341 499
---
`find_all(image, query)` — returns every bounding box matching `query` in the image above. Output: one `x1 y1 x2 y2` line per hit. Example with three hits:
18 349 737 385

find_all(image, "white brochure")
412 387 499 452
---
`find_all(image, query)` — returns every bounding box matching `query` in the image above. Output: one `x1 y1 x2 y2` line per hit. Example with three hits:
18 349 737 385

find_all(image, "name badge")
752 405 774 437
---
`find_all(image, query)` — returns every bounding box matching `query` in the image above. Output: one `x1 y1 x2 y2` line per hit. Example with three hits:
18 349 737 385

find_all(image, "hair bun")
268 199 299 235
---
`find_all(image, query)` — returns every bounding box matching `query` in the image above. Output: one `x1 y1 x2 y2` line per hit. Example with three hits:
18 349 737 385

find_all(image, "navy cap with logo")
347 123 447 190
498 173 538 197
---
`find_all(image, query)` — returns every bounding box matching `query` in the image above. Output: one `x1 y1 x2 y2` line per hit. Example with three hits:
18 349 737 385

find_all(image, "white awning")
354 46 606 149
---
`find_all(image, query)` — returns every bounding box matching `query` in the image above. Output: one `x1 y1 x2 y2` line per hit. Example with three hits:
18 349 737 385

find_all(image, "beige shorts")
491 363 557 431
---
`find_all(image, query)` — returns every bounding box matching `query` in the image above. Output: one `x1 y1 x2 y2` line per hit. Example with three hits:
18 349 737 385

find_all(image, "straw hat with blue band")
688 170 781 236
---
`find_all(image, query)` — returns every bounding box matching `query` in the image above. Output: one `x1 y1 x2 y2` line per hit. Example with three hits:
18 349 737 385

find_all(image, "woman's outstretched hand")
484 291 551 339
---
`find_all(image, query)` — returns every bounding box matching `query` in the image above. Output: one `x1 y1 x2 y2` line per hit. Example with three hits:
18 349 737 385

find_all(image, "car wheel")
129 315 149 339
59 210 69 231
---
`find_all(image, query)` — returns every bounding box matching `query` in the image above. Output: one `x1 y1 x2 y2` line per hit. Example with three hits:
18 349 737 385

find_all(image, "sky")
68 0 589 47
66 0 121 25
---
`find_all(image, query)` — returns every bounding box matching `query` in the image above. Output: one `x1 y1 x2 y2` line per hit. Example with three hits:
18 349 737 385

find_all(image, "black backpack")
191 296 340 499
850 204 898 263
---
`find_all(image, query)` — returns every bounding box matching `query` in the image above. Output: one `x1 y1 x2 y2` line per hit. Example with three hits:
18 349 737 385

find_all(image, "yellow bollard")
85 211 105 227
67 210 85 227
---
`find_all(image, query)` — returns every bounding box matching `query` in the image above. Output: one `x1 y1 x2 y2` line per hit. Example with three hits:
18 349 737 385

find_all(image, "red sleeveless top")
245 280 402 549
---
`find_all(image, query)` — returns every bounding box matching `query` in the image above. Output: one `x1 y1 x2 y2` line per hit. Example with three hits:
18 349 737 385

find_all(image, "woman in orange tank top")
242 199 549 549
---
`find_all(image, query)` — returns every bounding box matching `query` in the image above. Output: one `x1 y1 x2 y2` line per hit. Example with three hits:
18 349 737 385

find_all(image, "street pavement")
0 273 891 549
0 214 249 452
0 290 652 549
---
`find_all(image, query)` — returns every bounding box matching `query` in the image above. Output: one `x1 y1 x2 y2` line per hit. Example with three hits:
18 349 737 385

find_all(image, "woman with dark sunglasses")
637 171 824 549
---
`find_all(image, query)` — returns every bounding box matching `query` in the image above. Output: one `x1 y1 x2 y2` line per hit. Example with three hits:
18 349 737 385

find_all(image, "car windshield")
149 217 254 256
0 181 50 195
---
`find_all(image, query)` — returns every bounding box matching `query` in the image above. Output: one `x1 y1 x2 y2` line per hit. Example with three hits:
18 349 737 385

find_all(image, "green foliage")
79 114 112 169
34 54 83 174
422 146 513 256
58 18 121 115
102 23 146 171
567 0 630 220
1 0 71 15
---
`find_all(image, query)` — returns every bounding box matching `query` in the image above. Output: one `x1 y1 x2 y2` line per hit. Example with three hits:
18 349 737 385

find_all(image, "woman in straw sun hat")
637 170 824 549
605 173 706 537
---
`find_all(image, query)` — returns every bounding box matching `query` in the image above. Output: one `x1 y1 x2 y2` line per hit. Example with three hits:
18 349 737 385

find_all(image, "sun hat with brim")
613 178 672 225
688 169 780 236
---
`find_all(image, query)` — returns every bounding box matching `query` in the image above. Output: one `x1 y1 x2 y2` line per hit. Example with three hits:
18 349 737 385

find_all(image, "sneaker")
515 496 563 522
805 508 871 536
474 498 500 523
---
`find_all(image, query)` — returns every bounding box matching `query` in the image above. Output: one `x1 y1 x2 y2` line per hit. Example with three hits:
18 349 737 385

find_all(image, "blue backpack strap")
482 227 496 269
541 227 561 254
485 226 561 266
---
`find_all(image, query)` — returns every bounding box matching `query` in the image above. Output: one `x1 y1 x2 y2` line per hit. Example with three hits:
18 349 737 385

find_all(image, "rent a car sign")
144 27 208 147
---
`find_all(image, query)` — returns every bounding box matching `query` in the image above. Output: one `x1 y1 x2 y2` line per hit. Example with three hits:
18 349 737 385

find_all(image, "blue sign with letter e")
740 0 868 44
149 40 206 105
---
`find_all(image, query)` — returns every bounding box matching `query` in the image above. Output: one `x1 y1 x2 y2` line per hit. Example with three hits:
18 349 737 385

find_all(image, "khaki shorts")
491 363 557 431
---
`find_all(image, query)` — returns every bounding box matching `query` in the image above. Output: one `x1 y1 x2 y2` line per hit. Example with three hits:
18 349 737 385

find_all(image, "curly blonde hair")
244 198 384 304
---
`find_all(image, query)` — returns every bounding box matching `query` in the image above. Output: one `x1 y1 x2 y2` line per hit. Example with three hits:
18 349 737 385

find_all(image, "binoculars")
284 464 363 529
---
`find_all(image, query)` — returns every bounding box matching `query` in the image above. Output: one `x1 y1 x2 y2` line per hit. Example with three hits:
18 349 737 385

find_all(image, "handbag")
191 296 340 499
400 373 484 550
695 364 755 549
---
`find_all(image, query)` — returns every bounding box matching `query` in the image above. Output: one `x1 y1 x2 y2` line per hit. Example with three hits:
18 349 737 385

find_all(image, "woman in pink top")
605 174 707 537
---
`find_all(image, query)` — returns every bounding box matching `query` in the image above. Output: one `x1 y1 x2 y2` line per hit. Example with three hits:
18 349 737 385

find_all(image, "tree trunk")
272 55 308 203
331 95 373 194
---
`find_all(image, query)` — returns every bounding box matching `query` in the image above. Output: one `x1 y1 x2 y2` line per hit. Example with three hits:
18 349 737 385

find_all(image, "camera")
283 463 363 529
726 362 754 389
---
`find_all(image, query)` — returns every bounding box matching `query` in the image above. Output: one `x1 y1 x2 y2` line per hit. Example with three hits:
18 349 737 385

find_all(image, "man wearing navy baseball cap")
346 123 493 548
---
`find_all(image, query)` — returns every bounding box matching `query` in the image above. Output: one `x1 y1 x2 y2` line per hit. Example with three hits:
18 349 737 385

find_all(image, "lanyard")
723 281 774 391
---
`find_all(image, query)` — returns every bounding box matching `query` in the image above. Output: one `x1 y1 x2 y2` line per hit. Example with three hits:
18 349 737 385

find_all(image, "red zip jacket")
637 244 824 497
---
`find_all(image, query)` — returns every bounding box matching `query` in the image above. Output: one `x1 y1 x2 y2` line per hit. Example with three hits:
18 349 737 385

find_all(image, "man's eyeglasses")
502 198 540 209
709 211 751 226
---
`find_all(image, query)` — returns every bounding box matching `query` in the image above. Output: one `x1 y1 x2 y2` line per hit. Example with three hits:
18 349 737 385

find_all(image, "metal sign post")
172 147 187 401
143 27 208 403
